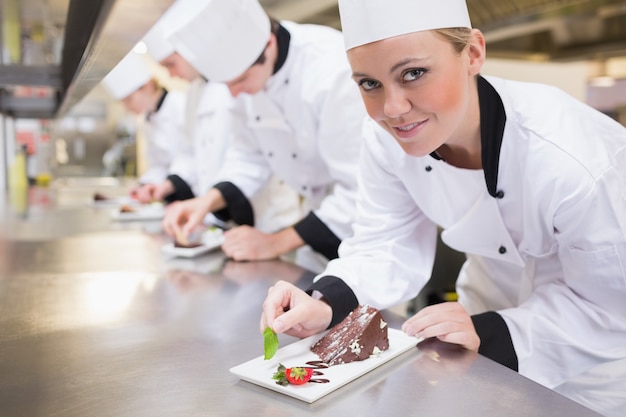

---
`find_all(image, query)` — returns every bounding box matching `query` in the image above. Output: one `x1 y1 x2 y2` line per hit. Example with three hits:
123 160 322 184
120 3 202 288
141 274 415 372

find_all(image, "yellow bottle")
8 146 29 215
8 145 28 190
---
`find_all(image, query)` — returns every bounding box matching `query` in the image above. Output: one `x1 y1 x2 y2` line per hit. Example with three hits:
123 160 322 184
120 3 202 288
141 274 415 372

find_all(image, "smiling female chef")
260 0 626 414
102 51 195 203
160 0 366 266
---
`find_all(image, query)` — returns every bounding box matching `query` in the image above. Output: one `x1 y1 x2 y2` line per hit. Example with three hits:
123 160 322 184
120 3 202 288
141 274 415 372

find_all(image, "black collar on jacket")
429 75 506 198
147 89 168 121
273 23 290 75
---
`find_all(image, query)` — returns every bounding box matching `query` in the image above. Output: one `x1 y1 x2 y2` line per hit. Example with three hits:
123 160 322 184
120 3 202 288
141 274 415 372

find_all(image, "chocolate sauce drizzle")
305 361 330 383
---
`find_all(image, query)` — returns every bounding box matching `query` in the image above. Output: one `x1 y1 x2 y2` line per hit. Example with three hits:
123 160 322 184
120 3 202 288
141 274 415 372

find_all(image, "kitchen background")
1 0 625 191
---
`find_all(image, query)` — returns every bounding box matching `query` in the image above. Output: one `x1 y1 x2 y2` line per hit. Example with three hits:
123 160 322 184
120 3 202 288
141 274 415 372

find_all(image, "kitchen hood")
0 0 174 119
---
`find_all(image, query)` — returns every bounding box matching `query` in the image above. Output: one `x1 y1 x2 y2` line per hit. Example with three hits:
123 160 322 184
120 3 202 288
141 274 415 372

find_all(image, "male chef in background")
161 0 367 268
143 8 301 235
102 51 194 203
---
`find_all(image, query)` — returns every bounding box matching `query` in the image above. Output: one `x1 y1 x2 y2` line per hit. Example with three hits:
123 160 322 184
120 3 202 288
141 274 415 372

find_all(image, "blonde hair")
433 27 473 54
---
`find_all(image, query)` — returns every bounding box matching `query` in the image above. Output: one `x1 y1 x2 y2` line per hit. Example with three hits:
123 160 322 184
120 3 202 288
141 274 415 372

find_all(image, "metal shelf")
0 0 175 119
55 0 176 118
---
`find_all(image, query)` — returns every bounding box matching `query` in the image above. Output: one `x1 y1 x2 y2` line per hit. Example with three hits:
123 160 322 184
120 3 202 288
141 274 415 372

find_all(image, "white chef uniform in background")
144 10 301 233
165 0 366 262
101 51 195 190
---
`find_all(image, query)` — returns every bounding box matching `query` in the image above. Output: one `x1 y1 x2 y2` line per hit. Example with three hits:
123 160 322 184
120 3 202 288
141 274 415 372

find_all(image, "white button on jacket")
214 21 366 241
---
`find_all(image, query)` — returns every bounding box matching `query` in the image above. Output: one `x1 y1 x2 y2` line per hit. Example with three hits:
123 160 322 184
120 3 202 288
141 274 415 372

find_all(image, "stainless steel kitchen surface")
0 183 603 417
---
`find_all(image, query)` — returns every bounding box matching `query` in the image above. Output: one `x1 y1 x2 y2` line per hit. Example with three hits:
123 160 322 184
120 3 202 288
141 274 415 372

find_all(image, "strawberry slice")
272 364 313 386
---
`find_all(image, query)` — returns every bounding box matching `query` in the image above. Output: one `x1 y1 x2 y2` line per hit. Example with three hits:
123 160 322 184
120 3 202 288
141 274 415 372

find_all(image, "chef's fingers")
401 302 479 351
275 302 332 339
181 206 205 238
153 180 174 201
259 310 303 334
152 186 167 201
433 325 480 349
162 202 183 236
261 280 296 329
263 282 332 338
402 302 466 333
136 186 153 204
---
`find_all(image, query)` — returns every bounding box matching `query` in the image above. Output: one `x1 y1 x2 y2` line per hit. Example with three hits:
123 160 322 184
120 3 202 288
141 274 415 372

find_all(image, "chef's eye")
402 68 427 82
358 79 380 92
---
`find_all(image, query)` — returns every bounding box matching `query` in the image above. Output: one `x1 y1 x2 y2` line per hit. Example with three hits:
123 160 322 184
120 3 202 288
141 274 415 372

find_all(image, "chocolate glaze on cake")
310 305 389 366
174 241 203 249
119 204 135 213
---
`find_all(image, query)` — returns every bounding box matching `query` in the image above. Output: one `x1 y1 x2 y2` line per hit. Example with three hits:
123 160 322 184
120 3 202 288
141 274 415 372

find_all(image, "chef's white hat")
338 0 472 51
102 51 152 100
166 0 270 82
143 23 175 63
142 0 192 62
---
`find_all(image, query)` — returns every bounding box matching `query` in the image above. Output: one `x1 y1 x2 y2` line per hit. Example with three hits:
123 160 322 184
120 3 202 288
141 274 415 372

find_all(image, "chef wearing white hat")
102 51 195 203
102 51 152 101
138 3 301 234
260 1 626 415
143 21 202 85
162 0 367 265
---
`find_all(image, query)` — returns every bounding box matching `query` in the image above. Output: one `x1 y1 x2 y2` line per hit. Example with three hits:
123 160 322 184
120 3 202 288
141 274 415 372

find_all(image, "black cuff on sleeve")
307 276 359 328
293 212 341 260
471 311 519 372
165 175 195 203
213 181 254 226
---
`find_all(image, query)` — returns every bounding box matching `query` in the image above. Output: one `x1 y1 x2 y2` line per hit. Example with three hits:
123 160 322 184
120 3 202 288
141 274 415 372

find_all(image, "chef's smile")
391 119 428 140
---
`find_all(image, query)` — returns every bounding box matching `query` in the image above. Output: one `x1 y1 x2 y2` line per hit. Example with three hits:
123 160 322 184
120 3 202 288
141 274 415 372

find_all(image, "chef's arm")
293 212 342 260
212 181 255 226
210 181 343 257
308 275 519 371
471 312 518 371
164 174 195 203
307 275 359 327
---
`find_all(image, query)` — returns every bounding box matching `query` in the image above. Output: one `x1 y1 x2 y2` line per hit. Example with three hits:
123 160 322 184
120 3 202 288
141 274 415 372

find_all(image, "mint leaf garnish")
264 327 279 360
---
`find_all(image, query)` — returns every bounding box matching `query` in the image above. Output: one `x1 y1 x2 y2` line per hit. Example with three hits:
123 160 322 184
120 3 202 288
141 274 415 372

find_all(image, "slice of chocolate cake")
174 241 203 249
119 204 135 213
93 192 109 201
310 305 389 366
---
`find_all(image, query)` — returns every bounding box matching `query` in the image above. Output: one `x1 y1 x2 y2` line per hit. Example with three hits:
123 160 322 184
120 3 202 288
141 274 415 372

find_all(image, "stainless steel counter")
0 182 603 417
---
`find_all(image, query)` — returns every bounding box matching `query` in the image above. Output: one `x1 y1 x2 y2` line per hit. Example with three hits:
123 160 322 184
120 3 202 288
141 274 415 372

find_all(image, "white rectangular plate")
110 204 165 221
90 196 138 208
230 328 420 403
161 240 222 258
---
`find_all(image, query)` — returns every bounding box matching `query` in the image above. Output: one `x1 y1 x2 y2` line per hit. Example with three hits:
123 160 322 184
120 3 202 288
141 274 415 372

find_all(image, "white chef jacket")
320 76 626 403
215 21 366 243
189 79 302 233
140 90 195 187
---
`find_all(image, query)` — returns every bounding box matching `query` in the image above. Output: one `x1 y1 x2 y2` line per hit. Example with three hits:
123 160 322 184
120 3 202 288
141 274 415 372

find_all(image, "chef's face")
224 36 276 97
347 29 484 157
160 52 200 82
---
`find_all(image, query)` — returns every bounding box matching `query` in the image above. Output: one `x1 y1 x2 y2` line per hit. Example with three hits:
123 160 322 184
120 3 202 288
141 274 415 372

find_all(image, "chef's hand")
152 180 175 201
128 184 142 200
223 225 305 261
134 184 158 204
261 280 332 339
162 198 209 239
401 302 480 352
162 188 226 239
